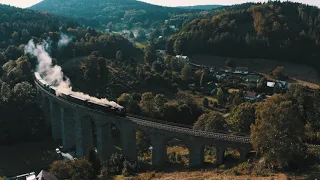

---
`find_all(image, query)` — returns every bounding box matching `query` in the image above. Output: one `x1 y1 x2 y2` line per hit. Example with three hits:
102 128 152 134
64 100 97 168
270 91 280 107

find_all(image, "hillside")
171 2 320 71
0 4 78 48
178 5 223 10
30 0 198 29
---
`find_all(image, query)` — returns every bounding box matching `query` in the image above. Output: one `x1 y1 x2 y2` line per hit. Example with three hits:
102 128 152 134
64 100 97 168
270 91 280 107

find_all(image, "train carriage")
69 94 88 106
34 72 126 117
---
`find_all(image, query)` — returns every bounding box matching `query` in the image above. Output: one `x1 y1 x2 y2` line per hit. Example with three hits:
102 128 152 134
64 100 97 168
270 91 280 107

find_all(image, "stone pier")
151 137 166 167
97 123 113 161
76 115 94 157
121 123 137 161
61 108 76 151
189 142 204 167
50 102 61 141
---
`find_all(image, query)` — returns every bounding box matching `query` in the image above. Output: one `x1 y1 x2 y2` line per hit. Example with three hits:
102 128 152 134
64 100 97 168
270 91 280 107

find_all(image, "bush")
226 59 234 67
202 98 209 107
213 101 218 107
106 153 125 175
103 153 138 177
69 158 95 180
49 161 71 180
176 154 182 162
122 160 138 177
97 167 111 180
169 152 177 163
252 159 273 177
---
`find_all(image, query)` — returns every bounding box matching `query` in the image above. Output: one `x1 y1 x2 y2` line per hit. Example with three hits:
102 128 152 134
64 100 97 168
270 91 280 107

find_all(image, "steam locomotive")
34 72 126 117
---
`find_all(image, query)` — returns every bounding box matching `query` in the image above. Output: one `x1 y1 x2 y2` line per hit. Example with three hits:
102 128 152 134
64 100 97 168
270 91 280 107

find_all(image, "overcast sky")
0 0 319 8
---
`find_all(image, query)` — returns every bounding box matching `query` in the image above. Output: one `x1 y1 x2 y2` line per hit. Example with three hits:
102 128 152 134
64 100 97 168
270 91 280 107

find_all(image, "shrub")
69 158 95 180
49 161 71 180
176 154 182 162
97 167 111 180
122 160 138 177
106 153 125 175
225 59 234 67
202 98 209 107
213 101 218 107
169 152 177 163
103 153 138 177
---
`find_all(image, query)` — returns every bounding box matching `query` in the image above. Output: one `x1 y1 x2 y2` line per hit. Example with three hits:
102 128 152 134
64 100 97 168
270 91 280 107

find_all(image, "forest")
0 5 78 48
0 4 139 144
171 2 320 72
30 0 199 29
0 1 320 179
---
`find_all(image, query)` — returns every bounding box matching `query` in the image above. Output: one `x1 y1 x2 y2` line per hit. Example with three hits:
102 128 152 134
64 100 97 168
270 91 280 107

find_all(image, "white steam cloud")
25 35 122 109
58 33 73 50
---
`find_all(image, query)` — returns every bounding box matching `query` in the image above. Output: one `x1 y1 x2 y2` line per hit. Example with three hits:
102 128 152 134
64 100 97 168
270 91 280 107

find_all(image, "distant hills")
30 0 199 29
177 5 223 10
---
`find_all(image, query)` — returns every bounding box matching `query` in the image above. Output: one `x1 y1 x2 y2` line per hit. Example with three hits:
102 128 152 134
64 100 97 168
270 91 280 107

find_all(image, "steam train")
34 72 126 117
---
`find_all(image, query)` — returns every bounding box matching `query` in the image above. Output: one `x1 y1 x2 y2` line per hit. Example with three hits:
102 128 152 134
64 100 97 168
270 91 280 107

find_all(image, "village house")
267 81 276 88
233 66 249 75
276 80 289 89
245 91 257 101
176 55 190 64
245 75 260 83
216 73 226 80
170 25 179 31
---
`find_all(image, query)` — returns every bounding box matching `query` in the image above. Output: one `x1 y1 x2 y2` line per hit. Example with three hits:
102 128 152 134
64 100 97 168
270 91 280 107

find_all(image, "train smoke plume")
25 35 122 108
58 33 73 50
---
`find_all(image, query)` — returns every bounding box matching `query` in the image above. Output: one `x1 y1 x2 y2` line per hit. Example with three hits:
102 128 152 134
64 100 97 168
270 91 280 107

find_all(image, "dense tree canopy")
30 0 198 29
0 4 78 48
171 2 320 71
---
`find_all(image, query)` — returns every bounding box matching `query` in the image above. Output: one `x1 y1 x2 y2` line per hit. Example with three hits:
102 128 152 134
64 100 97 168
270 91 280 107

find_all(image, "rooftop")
267 81 276 88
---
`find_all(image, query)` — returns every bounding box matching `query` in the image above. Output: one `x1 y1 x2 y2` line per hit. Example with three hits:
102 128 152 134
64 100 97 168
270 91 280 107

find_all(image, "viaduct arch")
35 80 258 167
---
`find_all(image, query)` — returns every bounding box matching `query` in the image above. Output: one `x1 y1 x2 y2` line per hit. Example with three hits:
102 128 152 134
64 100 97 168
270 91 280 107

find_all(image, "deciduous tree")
228 102 255 134
251 95 306 170
194 111 226 131
70 158 94 180
216 88 225 105
49 161 71 180
140 92 155 116
181 64 192 81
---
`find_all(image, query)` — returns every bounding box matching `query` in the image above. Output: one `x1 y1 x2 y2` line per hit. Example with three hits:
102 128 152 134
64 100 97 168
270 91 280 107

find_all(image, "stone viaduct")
35 80 252 167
